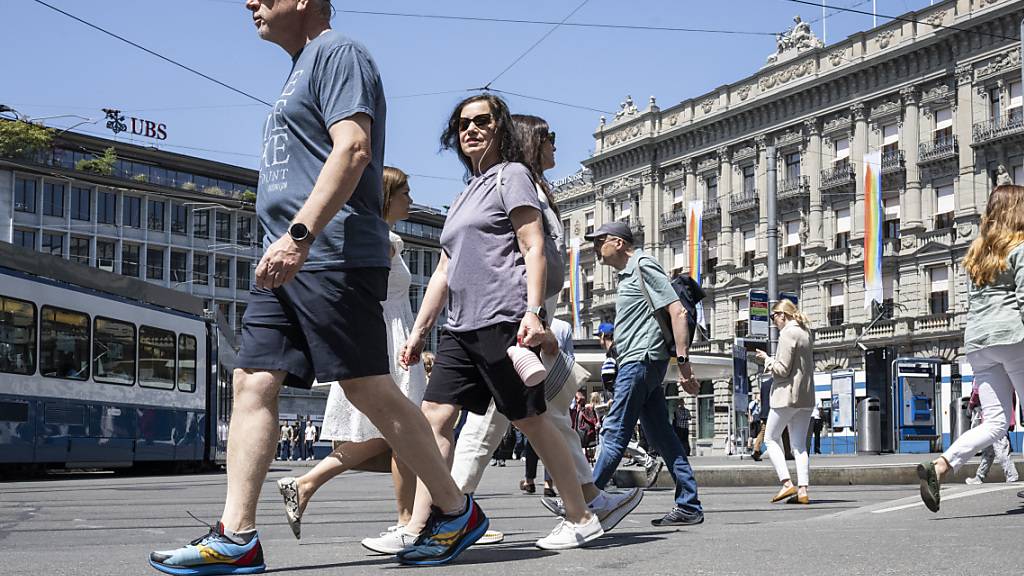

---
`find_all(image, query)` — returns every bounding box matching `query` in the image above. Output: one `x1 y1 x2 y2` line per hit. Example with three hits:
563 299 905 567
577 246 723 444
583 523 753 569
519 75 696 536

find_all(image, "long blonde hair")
772 299 811 330
382 166 409 222
964 185 1024 287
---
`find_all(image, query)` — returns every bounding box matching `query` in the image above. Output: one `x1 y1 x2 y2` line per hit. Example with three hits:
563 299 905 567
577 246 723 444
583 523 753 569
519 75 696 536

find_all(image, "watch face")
289 223 309 240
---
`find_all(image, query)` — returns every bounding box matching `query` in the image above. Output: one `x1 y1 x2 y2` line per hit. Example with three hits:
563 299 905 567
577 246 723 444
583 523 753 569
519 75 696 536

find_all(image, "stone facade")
554 0 1024 453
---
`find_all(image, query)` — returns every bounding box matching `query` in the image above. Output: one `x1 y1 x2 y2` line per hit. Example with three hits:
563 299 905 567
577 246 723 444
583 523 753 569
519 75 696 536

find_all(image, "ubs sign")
103 108 167 141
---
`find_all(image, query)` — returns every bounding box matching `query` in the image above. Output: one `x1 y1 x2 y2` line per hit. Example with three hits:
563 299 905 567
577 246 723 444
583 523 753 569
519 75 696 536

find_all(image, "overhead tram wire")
30 0 272 107
783 0 1021 42
329 8 778 37
483 0 591 90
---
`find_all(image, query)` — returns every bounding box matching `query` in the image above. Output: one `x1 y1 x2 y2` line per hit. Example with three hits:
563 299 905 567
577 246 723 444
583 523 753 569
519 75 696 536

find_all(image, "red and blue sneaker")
149 522 265 575
396 494 489 566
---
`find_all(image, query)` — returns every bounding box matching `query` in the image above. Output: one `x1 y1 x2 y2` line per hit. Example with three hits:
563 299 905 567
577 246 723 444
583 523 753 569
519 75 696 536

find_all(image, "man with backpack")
585 221 704 526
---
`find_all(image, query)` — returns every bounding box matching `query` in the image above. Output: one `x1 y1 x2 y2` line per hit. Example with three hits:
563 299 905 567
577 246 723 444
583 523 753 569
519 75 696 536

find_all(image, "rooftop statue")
766 15 824 66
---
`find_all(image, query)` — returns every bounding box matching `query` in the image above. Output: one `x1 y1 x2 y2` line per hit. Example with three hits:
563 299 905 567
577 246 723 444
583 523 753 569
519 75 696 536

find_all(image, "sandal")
771 485 797 503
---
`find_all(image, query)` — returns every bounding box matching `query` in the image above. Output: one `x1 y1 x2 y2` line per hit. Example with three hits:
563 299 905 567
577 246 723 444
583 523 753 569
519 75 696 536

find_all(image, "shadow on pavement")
585 530 670 550
932 507 1024 521
264 557 394 573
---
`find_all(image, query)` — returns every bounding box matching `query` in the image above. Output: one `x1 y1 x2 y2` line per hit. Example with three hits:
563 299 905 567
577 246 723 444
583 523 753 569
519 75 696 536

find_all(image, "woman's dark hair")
511 114 559 218
441 94 522 178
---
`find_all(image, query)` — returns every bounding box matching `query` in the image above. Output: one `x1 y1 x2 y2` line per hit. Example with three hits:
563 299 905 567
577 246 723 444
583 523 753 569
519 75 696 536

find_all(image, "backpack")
671 274 706 346
498 163 565 302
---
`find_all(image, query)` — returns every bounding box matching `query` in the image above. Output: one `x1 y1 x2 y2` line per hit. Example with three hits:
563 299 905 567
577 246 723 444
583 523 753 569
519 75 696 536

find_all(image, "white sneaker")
535 514 604 550
591 488 644 532
476 529 505 545
965 476 983 485
360 526 419 555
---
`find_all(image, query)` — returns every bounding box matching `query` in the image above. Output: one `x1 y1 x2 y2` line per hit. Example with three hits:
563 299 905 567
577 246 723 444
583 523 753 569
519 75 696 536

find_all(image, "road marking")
872 484 1022 514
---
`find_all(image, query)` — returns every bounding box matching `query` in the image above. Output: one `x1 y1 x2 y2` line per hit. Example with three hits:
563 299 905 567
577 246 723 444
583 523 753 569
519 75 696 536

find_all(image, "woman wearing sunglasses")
754 299 815 504
397 95 602 563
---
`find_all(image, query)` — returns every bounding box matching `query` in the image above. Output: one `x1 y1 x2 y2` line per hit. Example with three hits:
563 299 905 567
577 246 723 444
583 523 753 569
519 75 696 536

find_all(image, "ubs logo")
103 108 168 141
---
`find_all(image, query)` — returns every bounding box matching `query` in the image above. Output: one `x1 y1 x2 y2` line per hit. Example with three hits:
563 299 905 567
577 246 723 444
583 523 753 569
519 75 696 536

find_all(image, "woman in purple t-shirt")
398 95 603 555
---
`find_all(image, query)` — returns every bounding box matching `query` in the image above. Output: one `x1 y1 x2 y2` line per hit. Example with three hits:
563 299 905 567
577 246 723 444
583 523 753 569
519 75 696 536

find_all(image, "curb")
614 461 1024 488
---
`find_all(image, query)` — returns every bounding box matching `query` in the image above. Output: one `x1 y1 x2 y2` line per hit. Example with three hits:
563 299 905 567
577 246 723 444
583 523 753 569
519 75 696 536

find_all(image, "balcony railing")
702 199 721 221
814 326 846 344
881 149 905 174
777 175 809 201
913 312 957 333
820 164 855 191
660 210 685 231
972 110 1024 146
730 189 759 214
919 136 958 163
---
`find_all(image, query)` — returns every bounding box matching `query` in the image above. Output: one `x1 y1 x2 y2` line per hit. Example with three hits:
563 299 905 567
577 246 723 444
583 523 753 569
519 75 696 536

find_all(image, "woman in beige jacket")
754 299 815 504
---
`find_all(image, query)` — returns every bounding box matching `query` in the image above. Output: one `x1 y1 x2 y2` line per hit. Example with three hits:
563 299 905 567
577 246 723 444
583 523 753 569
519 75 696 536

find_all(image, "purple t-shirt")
441 162 541 332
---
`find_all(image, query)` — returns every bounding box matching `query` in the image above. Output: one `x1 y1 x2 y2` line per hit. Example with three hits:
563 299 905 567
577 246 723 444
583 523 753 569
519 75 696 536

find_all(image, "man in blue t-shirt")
149 2 485 574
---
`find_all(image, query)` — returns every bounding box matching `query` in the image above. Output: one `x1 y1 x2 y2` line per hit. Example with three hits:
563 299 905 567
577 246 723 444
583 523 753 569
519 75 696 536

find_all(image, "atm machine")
892 358 942 453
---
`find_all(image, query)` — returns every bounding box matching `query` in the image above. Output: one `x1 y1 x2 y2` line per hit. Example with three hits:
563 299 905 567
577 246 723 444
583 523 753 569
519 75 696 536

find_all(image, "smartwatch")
288 222 314 245
526 305 547 322
676 355 690 366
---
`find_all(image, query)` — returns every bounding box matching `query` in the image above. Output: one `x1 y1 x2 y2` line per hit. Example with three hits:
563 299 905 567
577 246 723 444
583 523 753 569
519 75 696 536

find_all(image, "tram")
0 242 234 474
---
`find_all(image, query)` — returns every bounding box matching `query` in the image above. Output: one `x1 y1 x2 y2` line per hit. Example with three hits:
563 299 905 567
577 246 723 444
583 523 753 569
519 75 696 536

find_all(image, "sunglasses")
547 131 556 145
458 113 493 132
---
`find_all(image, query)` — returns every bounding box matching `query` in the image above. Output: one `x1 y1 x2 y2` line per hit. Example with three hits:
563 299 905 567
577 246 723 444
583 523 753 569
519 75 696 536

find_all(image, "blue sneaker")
149 522 265 575
397 495 489 566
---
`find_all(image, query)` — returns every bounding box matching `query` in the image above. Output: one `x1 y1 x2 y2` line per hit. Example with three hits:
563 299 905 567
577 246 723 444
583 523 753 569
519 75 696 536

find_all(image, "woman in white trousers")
918 185 1024 512
754 299 815 504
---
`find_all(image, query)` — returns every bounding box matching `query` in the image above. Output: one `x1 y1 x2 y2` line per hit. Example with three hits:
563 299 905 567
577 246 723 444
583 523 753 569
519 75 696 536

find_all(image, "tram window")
139 326 176 389
93 317 136 385
0 296 36 375
40 306 90 380
178 334 197 392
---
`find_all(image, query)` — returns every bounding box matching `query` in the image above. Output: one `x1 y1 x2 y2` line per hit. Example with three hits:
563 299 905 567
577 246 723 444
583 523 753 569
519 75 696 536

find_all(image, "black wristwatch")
288 222 314 245
676 355 690 365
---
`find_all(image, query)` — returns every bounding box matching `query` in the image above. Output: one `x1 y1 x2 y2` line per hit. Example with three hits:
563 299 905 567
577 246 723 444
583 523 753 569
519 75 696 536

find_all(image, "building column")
851 102 868 240
718 147 733 266
900 86 923 231
805 119 824 249
755 136 769 255
955 62 979 217
642 168 661 260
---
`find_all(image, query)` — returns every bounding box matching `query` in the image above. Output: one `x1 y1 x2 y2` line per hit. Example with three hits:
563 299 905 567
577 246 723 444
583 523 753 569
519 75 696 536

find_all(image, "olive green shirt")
613 250 680 365
965 243 1024 354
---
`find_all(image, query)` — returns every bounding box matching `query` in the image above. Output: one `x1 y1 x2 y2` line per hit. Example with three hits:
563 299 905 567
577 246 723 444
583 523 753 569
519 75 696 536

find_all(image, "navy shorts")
423 322 546 421
236 268 390 389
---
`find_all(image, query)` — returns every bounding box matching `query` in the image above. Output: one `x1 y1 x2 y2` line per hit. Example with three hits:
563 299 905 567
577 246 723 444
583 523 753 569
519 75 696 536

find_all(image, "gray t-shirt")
441 162 541 332
257 30 389 270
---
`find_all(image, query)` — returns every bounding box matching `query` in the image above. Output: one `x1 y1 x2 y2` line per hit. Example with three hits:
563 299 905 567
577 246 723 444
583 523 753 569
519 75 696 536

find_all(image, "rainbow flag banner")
688 200 703 283
568 237 584 338
863 150 883 310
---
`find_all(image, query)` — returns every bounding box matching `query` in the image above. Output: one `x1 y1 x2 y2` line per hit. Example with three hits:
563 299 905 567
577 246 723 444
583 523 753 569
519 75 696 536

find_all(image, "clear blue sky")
4 0 935 208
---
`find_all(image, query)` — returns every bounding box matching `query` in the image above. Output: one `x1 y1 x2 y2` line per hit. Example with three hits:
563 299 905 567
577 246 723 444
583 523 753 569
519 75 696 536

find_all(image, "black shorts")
424 322 546 421
236 268 390 389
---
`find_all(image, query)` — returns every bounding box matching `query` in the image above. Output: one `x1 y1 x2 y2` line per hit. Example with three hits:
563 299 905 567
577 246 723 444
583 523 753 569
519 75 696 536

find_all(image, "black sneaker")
651 507 704 527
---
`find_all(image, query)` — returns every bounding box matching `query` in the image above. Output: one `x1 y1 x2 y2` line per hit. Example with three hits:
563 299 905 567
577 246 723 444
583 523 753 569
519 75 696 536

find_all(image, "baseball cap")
598 322 615 337
583 221 634 245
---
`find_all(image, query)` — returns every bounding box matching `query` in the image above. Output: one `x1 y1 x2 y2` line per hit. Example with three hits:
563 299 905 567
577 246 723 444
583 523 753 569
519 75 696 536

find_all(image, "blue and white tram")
0 242 232 473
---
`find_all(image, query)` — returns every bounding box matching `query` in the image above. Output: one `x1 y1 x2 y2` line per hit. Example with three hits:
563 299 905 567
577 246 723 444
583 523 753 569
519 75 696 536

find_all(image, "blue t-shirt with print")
257 30 389 270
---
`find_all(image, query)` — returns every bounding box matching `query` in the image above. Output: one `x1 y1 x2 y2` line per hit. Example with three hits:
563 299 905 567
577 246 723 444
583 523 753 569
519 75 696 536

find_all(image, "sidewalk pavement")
615 453 1024 488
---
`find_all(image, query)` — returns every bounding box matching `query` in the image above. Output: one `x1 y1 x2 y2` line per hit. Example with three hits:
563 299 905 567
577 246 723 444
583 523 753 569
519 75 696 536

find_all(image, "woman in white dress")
276 166 428 539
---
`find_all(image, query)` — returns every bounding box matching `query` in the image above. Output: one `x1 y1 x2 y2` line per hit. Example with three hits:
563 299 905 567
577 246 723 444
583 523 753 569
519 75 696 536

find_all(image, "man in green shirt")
585 221 704 526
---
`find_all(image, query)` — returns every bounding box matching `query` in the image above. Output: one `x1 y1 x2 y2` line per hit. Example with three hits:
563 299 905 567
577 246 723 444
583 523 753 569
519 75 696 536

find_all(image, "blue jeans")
593 359 702 514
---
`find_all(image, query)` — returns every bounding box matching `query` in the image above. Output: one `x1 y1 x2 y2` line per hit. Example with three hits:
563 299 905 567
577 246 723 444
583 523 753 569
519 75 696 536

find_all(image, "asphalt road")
2 462 1023 576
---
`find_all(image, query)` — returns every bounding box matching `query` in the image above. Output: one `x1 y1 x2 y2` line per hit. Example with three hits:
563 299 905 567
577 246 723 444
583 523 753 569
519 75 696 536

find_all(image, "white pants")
451 377 593 493
944 341 1024 470
976 433 1018 481
764 407 813 487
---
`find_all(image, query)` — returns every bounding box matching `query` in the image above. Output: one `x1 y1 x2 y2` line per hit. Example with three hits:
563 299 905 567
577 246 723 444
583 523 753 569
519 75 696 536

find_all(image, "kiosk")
892 358 942 453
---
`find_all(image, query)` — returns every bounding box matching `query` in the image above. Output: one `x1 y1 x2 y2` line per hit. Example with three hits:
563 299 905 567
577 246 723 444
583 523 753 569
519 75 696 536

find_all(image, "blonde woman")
918 185 1024 512
276 167 428 539
754 299 815 504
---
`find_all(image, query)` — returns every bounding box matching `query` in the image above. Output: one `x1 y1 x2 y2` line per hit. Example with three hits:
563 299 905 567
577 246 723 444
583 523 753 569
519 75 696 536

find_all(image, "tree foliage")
75 147 117 175
0 121 53 158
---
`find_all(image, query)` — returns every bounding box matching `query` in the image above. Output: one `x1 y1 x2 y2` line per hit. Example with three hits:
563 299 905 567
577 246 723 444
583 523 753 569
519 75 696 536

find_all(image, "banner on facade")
863 150 883 310
749 289 769 337
568 237 584 338
688 200 703 283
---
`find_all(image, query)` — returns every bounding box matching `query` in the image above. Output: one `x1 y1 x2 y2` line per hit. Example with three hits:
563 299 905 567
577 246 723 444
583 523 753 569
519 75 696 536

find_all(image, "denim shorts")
236 268 390 389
